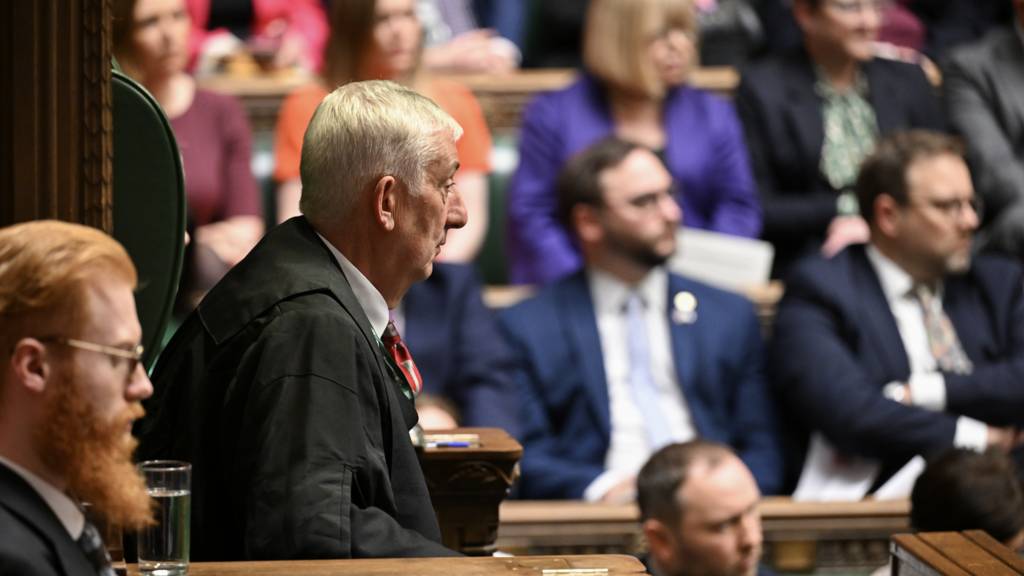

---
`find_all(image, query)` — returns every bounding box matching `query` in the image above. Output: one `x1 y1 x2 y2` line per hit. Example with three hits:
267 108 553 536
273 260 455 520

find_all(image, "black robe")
136 217 455 560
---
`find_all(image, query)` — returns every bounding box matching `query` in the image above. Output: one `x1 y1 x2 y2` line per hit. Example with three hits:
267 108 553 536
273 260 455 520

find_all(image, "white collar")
865 245 943 301
0 455 84 539
588 266 668 315
316 232 390 339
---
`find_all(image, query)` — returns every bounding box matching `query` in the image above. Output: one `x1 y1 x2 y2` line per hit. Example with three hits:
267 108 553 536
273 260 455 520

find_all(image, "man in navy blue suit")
771 130 1024 497
498 137 783 501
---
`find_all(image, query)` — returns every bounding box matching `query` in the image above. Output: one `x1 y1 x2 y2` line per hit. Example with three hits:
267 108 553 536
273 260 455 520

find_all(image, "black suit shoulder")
0 505 66 576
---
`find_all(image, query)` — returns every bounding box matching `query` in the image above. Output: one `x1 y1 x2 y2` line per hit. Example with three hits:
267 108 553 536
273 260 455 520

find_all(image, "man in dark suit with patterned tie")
771 130 1024 498
0 220 155 575
498 137 783 502
136 80 467 560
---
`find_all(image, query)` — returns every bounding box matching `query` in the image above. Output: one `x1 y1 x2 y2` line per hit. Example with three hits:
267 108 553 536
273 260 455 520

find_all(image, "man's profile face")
594 148 681 267
889 153 978 279
35 273 154 529
656 456 763 576
397 132 466 281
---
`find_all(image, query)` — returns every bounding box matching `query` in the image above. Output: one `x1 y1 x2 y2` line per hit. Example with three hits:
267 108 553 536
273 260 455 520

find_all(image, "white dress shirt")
0 455 84 539
865 246 987 451
583 267 696 501
317 232 390 339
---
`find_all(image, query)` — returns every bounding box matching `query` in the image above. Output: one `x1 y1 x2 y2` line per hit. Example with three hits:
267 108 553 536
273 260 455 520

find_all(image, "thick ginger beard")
34 363 153 531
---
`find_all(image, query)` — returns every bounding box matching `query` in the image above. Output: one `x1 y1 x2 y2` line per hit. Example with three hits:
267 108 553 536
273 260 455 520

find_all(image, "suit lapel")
786 54 825 182
994 30 1024 138
851 248 911 379
561 273 612 439
865 59 899 133
0 465 95 576
666 276 703 432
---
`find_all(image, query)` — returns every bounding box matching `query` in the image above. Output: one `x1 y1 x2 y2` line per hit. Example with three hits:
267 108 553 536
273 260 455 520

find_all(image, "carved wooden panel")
1 0 111 231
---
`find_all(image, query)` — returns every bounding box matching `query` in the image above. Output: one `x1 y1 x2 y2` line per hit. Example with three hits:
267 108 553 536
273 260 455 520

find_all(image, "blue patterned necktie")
624 292 674 450
77 519 116 576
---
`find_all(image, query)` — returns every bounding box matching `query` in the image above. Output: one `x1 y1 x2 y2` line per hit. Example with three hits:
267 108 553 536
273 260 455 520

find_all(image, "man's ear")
643 518 677 568
374 175 400 231
572 204 603 246
9 338 50 395
874 193 902 238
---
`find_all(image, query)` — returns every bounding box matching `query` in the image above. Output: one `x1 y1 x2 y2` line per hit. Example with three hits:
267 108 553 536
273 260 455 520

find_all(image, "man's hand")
600 476 637 504
986 426 1024 453
822 215 870 257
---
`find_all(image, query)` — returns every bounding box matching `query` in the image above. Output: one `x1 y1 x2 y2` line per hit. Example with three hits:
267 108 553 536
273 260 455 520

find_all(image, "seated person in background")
0 221 155 573
943 0 1024 261
499 137 782 502
736 0 944 278
771 130 1024 499
911 449 1024 549
113 0 264 312
274 0 492 263
508 0 761 285
638 441 767 576
136 81 465 560
184 0 328 73
416 0 520 74
394 261 520 434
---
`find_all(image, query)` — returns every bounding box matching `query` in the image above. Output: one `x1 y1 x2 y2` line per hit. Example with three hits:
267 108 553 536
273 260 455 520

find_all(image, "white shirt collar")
0 455 84 539
865 245 943 301
588 266 668 315
316 232 390 338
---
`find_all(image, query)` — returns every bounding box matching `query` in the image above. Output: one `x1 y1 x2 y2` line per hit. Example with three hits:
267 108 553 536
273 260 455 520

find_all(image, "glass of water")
137 460 190 575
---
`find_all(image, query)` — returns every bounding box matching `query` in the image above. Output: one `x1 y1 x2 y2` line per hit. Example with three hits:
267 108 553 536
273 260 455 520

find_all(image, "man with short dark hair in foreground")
638 441 765 576
0 220 155 575
137 80 467 560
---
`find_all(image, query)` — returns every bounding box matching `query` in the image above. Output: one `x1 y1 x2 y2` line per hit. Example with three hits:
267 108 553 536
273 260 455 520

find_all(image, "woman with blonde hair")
273 0 492 263
507 0 761 284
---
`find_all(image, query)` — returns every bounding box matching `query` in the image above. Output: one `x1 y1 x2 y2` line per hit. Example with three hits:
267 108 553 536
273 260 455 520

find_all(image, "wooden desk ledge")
126 554 649 575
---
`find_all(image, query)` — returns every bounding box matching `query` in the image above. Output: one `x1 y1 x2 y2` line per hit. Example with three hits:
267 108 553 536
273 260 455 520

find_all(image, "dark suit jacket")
736 49 944 276
136 217 455 561
770 245 1024 484
944 26 1024 255
403 263 519 436
497 270 783 499
0 464 95 576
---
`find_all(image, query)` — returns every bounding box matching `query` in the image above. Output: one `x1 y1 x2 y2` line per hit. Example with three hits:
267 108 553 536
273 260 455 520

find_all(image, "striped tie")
382 320 423 398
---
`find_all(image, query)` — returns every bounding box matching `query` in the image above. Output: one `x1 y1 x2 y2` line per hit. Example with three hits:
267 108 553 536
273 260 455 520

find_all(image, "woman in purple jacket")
507 0 761 285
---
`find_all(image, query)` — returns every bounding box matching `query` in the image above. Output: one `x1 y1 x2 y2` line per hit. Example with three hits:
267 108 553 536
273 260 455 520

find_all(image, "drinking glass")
136 460 190 575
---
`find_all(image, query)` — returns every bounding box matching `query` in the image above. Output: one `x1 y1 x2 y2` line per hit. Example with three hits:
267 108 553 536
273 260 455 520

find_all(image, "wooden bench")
198 68 740 136
125 554 649 575
498 497 911 573
892 531 1024 576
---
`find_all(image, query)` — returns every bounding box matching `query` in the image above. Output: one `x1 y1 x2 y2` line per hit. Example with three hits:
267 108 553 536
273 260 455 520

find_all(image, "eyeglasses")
826 0 890 15
39 337 144 375
916 196 983 222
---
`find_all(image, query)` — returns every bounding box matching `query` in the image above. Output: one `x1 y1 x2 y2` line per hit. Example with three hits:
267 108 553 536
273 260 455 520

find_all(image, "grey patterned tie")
77 519 116 576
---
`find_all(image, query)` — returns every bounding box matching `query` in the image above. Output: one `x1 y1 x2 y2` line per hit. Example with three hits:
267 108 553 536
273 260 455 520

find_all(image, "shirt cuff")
583 469 634 502
954 416 988 452
908 372 946 410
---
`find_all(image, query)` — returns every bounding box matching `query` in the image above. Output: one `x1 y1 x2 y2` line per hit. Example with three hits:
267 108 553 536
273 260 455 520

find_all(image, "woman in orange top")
274 0 492 263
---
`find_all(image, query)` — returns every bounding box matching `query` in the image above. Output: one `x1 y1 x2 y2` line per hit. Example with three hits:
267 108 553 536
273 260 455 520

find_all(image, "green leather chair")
111 69 186 371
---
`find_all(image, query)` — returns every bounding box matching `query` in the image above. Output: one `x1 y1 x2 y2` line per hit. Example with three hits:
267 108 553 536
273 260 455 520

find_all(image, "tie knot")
912 283 939 305
382 320 401 346
623 292 646 315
